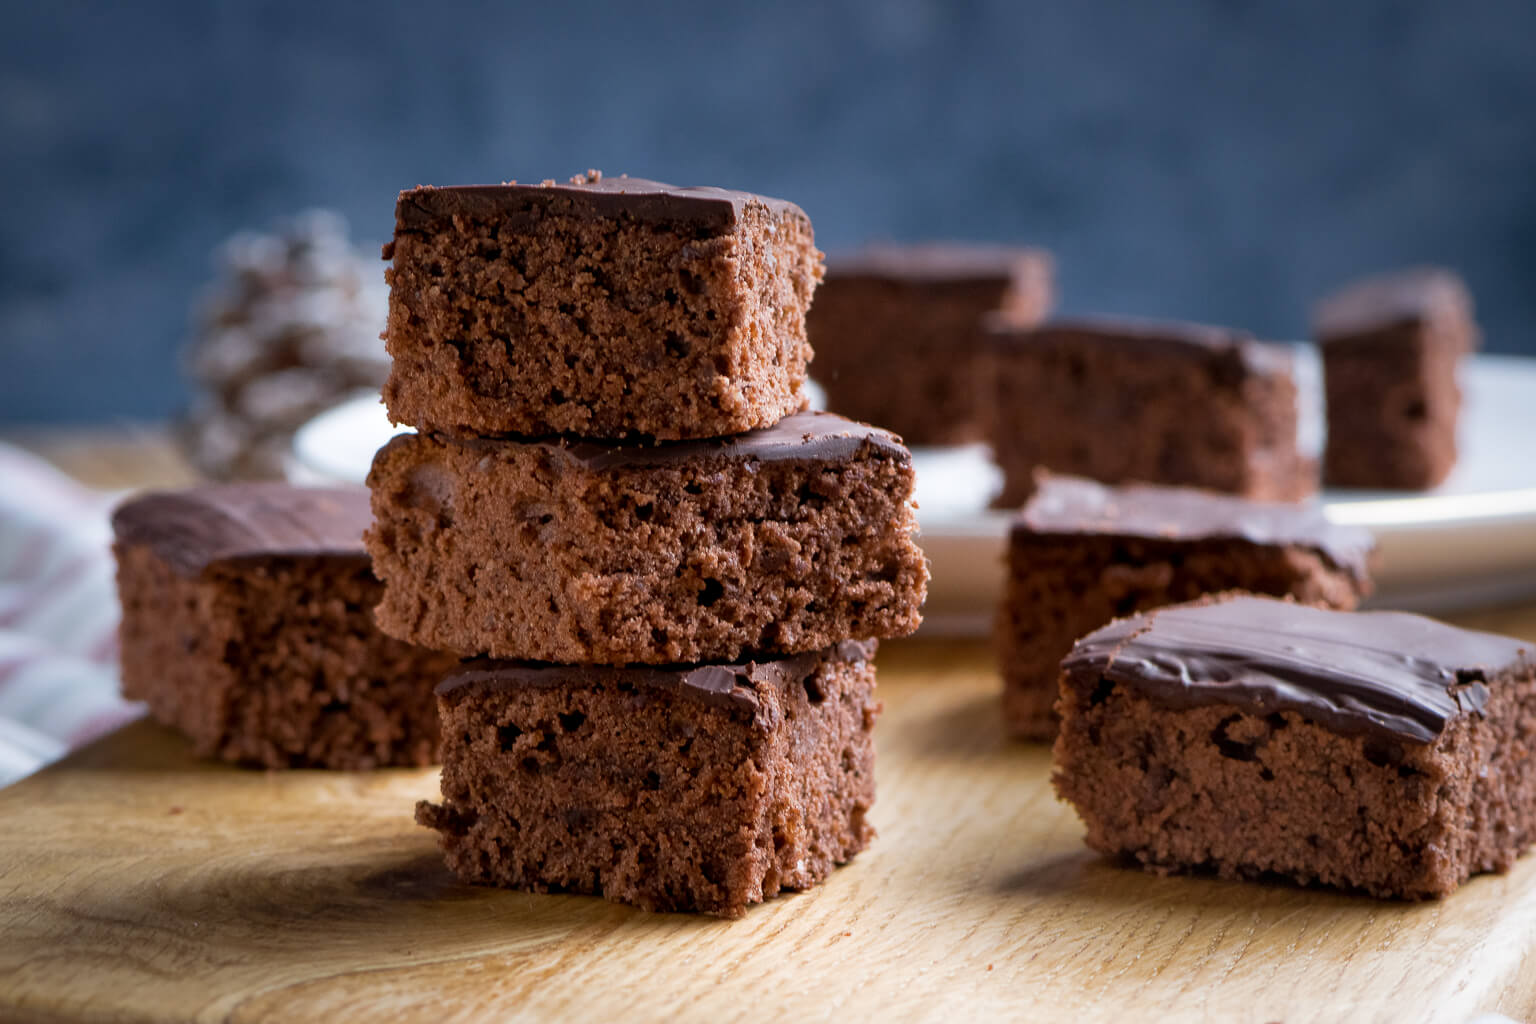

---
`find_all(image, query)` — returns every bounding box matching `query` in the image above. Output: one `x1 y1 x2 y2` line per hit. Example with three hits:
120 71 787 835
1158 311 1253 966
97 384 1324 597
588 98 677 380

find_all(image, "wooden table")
5 425 201 491
3 431 1535 1022
3 637 1536 1023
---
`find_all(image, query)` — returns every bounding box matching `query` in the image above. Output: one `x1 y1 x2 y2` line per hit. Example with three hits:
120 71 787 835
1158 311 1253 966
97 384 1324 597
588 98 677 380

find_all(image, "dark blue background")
4 0 1534 423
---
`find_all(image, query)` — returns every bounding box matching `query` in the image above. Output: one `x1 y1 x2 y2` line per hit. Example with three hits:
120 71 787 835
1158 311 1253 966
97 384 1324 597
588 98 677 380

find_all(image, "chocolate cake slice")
1054 596 1536 899
987 317 1315 507
366 411 928 664
1313 266 1478 490
383 171 822 441
113 483 460 769
416 640 880 917
808 242 1054 446
999 475 1374 740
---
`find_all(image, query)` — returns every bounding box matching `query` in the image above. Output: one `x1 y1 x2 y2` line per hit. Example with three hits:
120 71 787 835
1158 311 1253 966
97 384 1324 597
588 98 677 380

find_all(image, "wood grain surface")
3 632 1535 1024
5 426 200 491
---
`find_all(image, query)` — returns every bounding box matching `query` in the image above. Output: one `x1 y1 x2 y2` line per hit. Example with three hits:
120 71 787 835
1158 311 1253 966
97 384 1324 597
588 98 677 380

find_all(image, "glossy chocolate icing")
112 482 372 578
438 639 878 714
1064 596 1530 742
1313 266 1473 341
1019 474 1374 582
395 171 807 234
403 410 911 470
986 314 1294 376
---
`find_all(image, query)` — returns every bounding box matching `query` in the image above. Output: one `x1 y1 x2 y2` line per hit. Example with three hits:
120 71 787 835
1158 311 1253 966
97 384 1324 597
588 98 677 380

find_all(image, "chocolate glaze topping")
408 410 911 470
1313 266 1473 341
438 639 878 715
1065 596 1530 743
828 242 1052 284
112 483 372 578
986 315 1294 376
395 171 807 235
1019 474 1375 582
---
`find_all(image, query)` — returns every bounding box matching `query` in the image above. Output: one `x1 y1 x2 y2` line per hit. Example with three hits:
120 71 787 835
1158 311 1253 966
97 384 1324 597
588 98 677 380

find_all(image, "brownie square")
1313 267 1478 490
382 172 823 441
987 317 1316 507
999 475 1374 740
807 243 1053 446
113 483 460 769
1054 596 1536 899
416 640 879 917
365 411 928 664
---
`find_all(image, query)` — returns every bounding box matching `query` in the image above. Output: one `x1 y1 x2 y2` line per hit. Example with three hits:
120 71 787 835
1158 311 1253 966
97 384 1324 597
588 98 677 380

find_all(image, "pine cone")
179 211 387 480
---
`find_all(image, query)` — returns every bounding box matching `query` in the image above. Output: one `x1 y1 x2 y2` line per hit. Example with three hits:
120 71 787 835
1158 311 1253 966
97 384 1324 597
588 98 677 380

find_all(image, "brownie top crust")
1064 596 1529 742
438 639 878 714
986 315 1293 375
395 171 807 236
1018 475 1375 581
112 482 371 578
827 242 1052 284
1313 266 1473 341
426 410 911 470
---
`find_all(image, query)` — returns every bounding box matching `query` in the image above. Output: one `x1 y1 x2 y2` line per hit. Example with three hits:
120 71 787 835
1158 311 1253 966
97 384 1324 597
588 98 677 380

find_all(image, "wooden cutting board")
2 634 1535 1024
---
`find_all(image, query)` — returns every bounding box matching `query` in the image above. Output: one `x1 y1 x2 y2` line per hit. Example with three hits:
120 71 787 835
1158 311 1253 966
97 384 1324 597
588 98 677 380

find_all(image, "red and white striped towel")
0 443 140 787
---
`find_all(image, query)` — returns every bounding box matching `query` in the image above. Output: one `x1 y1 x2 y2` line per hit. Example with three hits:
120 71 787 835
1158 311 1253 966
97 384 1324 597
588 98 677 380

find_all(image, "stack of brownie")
365 173 929 916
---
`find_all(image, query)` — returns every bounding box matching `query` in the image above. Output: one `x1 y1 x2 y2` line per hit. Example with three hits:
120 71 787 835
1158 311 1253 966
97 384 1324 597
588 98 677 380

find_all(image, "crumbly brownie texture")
1054 597 1536 899
999 476 1374 740
383 172 822 441
113 484 460 769
807 243 1054 446
416 640 879 917
1313 267 1478 490
366 411 928 664
986 317 1315 507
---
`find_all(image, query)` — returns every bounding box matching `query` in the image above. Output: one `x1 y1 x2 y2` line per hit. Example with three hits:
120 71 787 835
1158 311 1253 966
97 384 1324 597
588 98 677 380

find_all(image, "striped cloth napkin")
0 443 141 787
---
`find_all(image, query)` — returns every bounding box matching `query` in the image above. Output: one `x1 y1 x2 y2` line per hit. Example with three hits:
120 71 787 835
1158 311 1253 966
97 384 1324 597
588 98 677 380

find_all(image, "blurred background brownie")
365 411 927 664
1313 267 1478 490
1054 596 1536 899
113 482 459 769
179 211 389 481
417 640 878 917
999 475 1374 740
807 243 1054 446
986 316 1315 507
383 172 822 441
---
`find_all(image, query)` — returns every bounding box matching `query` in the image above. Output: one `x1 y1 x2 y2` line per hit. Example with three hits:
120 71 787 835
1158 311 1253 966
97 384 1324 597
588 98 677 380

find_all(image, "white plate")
291 354 1536 632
